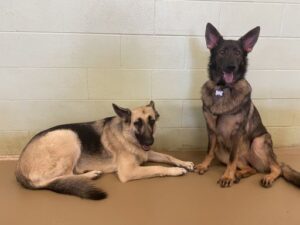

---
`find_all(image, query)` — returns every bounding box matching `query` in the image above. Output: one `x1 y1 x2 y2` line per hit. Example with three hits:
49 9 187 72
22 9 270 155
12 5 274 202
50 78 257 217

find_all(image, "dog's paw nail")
261 176 274 188
218 177 234 188
184 162 194 171
170 167 187 176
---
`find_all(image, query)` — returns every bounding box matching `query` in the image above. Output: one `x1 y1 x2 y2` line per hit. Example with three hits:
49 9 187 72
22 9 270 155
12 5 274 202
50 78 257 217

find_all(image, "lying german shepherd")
16 101 194 200
195 23 300 188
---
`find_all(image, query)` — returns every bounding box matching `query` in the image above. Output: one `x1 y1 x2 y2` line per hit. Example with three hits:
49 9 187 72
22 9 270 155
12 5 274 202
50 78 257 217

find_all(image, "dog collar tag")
215 90 223 97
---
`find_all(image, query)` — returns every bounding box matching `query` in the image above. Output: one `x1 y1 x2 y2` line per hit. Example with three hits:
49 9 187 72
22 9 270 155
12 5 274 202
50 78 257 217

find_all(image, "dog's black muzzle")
224 64 237 73
135 133 154 151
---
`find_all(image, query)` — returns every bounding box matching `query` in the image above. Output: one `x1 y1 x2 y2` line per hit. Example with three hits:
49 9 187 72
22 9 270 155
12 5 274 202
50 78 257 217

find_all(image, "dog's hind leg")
249 133 281 187
261 163 281 187
235 166 257 183
73 166 102 178
16 130 106 200
75 154 117 174
78 170 102 180
234 156 257 183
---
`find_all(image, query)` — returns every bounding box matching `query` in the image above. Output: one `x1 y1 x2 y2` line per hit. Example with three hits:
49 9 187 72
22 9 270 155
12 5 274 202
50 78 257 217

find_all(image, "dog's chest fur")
202 79 252 160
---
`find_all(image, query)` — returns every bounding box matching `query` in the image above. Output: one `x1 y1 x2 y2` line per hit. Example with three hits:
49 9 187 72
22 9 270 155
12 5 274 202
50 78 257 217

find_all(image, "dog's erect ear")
147 100 155 108
205 23 223 49
112 103 131 123
239 26 260 52
147 100 160 119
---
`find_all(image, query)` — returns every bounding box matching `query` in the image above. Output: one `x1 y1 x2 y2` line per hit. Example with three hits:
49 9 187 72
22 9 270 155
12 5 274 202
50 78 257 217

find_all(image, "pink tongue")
223 72 234 84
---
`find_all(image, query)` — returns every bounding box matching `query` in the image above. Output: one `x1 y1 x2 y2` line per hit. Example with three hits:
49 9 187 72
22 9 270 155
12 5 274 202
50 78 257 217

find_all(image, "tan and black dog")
16 101 194 200
195 23 300 188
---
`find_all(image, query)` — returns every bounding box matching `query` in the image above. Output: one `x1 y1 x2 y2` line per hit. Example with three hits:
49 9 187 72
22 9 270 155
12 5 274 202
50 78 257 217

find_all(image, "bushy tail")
281 163 300 187
16 170 107 200
46 176 107 200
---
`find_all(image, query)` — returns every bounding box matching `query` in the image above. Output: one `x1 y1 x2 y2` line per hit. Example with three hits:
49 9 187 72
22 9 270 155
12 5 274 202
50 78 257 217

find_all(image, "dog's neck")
201 79 252 115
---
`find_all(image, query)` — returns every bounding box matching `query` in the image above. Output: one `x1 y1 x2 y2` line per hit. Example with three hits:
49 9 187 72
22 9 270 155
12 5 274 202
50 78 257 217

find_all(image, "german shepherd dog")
16 101 194 200
194 23 300 188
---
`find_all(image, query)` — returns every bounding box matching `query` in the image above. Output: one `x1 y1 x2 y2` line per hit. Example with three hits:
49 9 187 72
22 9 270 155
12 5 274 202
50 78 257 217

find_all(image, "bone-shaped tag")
215 90 224 97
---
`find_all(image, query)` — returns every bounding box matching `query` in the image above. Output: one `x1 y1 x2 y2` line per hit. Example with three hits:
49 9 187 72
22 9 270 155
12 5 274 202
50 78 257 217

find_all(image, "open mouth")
141 145 151 151
223 72 234 84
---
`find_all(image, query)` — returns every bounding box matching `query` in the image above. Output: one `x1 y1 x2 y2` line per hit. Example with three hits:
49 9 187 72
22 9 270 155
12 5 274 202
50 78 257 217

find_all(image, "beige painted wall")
0 0 300 155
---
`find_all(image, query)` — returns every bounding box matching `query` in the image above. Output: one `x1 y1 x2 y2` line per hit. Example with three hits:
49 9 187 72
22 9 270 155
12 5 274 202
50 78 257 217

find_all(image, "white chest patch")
215 90 224 96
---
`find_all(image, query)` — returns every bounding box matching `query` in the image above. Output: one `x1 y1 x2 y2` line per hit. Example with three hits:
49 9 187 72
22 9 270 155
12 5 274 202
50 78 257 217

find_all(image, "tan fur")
17 130 81 187
235 166 257 181
16 103 194 197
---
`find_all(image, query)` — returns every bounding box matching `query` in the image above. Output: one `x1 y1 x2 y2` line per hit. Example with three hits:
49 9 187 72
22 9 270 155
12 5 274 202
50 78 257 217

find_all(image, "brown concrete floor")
0 151 299 225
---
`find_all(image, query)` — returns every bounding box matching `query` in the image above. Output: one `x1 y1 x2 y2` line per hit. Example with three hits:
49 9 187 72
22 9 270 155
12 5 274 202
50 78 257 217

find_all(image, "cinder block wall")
0 0 300 155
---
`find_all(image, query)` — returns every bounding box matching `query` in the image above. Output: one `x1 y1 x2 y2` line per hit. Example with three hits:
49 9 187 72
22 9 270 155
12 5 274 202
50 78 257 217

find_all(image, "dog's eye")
235 50 241 56
134 119 142 128
219 50 225 55
148 117 155 126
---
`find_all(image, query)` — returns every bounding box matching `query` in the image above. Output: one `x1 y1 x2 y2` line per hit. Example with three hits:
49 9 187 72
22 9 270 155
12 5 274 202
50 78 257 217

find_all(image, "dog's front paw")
168 167 187 176
194 163 209 175
261 175 275 188
217 175 235 188
180 161 194 171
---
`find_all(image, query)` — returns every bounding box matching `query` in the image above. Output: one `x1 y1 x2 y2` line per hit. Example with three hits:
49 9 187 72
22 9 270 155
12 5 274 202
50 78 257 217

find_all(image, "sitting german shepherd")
16 101 194 200
195 23 300 188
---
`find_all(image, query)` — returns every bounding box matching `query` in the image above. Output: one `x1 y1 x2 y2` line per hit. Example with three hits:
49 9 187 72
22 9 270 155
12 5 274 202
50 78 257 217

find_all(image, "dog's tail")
46 176 107 200
281 163 300 187
16 171 107 200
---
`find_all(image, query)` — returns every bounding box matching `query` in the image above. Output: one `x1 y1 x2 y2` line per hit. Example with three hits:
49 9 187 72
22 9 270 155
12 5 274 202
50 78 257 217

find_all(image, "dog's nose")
144 137 154 146
226 65 236 72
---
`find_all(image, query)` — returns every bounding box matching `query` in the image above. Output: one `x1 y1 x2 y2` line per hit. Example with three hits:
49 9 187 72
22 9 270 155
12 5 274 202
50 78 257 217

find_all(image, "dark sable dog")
195 23 300 188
